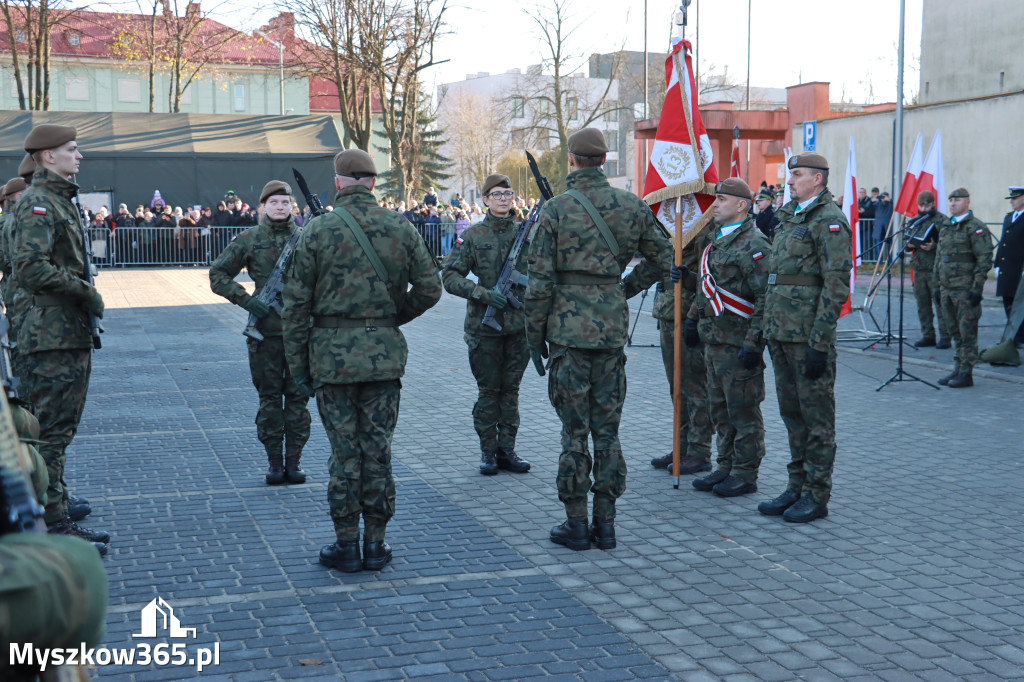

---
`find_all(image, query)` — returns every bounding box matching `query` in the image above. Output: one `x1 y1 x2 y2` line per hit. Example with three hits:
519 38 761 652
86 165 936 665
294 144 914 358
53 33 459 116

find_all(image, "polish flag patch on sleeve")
829 224 841 232
33 206 46 215
456 237 464 244
976 228 986 235
752 252 764 260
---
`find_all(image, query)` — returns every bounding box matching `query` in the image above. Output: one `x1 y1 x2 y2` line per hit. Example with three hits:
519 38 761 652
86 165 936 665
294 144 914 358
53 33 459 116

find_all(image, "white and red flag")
642 38 718 249
730 142 741 178
839 137 859 318
782 147 793 205
916 130 946 214
893 133 924 217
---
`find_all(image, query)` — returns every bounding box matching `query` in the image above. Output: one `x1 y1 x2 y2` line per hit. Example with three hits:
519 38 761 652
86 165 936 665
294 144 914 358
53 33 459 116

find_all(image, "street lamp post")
256 30 285 115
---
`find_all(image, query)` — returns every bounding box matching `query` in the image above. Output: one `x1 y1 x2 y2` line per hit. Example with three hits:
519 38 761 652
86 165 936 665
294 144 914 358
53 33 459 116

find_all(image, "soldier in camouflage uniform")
442 173 531 476
282 149 441 573
11 125 109 548
649 245 714 476
754 152 852 523
0 177 27 304
210 180 311 485
685 178 770 498
905 190 951 348
934 187 994 388
525 128 672 551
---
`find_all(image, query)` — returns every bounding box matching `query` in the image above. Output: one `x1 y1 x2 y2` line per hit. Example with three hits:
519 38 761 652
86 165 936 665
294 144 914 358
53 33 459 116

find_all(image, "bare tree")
1 0 88 110
275 0 386 150
437 89 507 199
108 1 161 112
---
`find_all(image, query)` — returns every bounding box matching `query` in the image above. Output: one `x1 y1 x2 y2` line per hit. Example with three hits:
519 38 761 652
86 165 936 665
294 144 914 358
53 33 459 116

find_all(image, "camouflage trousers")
247 335 311 455
317 380 400 543
0 533 108 650
941 290 982 373
547 344 627 520
465 332 529 452
659 319 713 461
704 343 766 483
768 340 837 504
20 349 91 524
912 268 949 340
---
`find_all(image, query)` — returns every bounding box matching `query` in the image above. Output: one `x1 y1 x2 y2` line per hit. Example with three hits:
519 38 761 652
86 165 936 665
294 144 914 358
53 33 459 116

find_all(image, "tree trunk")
0 0 27 109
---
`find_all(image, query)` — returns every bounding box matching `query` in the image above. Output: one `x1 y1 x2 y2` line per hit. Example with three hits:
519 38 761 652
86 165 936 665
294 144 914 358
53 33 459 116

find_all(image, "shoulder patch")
975 228 986 235
456 236 464 244
829 224 841 232
33 206 47 215
752 252 764 260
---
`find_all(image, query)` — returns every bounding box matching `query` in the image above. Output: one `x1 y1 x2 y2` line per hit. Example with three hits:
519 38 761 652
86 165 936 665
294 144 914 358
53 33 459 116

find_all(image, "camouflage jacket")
0 211 14 303
907 210 946 273
525 167 672 349
758 189 853 351
209 213 298 338
442 210 527 336
281 185 442 386
933 211 993 293
687 218 770 349
11 168 96 353
652 243 701 321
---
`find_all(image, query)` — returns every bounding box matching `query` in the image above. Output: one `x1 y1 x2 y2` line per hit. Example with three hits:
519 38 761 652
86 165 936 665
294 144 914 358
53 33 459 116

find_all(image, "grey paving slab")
56 268 1024 680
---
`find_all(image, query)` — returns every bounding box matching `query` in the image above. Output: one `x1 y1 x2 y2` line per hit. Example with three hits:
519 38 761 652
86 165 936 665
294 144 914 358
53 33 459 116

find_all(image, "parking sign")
803 121 816 151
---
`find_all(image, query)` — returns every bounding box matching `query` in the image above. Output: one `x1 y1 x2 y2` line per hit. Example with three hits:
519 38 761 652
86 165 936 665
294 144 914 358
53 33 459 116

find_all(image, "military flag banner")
642 38 718 249
916 130 946 214
782 147 793 205
893 133 924 217
840 137 860 318
730 142 742 178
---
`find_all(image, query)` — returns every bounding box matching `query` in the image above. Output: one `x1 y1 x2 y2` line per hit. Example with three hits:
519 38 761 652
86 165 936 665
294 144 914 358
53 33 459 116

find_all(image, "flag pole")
672 196 683 489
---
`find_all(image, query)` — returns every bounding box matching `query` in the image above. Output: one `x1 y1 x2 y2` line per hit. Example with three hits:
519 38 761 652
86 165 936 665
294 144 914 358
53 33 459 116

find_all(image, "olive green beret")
916 190 934 204
948 187 969 199
715 177 753 201
788 152 829 171
18 153 36 179
259 180 292 204
24 124 77 154
481 174 511 195
334 149 377 177
3 177 27 202
568 128 609 156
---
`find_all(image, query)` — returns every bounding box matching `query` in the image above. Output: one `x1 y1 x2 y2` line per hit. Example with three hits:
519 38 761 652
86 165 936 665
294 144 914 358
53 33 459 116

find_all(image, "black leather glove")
669 264 689 283
967 291 983 306
934 290 942 307
530 343 549 377
803 347 828 380
682 318 700 347
737 346 762 371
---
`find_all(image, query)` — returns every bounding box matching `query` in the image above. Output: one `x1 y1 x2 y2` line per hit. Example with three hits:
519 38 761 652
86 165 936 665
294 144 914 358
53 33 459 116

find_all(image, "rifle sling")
334 207 388 282
564 189 619 257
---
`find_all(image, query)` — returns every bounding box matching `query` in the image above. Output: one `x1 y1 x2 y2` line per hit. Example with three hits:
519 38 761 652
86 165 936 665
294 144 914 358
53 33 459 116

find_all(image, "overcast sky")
100 0 925 105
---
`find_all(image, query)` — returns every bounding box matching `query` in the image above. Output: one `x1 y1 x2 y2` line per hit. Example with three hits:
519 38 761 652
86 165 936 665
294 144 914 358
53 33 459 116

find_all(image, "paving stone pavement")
69 268 1024 681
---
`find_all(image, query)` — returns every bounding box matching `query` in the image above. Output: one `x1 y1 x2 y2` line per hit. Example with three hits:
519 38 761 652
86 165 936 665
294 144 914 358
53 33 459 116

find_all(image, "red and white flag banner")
893 133 924 217
730 142 741 178
916 130 946 215
642 39 718 248
839 137 859 318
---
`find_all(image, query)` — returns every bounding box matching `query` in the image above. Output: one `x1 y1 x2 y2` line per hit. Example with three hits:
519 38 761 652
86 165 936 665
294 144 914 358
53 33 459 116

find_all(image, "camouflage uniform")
442 211 530 455
689 218 770 483
10 168 97 524
934 211 993 374
759 189 852 505
907 210 950 342
209 213 311 464
281 185 441 543
652 247 713 464
525 166 672 520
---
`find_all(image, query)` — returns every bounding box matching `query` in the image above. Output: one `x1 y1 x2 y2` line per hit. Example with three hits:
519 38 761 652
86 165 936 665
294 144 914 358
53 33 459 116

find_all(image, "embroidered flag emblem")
752 252 764 260
33 206 46 215
975 228 985 234
829 224 840 232
456 237 464 244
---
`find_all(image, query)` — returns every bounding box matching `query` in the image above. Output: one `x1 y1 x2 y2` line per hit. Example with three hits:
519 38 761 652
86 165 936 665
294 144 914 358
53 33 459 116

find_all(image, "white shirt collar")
1013 210 1023 223
796 193 821 212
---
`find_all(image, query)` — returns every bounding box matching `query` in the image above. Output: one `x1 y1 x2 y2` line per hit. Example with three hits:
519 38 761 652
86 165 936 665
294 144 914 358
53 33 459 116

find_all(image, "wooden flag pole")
672 195 683 489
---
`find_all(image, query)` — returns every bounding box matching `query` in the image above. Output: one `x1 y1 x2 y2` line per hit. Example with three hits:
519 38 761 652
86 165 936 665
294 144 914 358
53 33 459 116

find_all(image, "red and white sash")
699 243 754 319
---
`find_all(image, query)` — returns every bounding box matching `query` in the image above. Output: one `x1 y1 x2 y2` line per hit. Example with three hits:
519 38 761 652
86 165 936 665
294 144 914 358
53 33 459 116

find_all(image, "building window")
604 159 618 176
233 84 245 111
566 96 577 119
512 95 524 119
117 78 141 103
67 31 80 46
65 76 89 101
180 84 192 106
606 133 618 152
10 76 27 98
15 30 26 43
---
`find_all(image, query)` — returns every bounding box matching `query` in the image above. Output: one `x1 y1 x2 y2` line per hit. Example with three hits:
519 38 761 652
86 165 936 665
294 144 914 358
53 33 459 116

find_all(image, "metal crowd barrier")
90 226 249 268
404 216 455 260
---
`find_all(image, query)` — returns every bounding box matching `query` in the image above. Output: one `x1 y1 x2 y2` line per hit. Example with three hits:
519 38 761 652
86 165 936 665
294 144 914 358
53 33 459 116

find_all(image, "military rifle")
481 151 555 332
292 168 329 219
72 192 104 349
0 314 19 401
0 362 44 536
242 227 305 343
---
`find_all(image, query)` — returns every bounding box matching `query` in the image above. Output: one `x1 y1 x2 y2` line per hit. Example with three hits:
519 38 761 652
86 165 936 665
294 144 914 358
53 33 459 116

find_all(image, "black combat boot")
651 453 673 469
319 540 361 572
692 469 728 492
937 368 960 386
915 336 936 347
782 493 829 523
48 517 111 544
550 518 590 551
758 489 801 516
285 452 306 484
935 337 952 349
712 475 757 497
589 518 616 550
68 494 92 521
675 456 712 475
948 371 973 388
479 450 498 476
497 447 530 473
362 541 393 571
266 445 286 485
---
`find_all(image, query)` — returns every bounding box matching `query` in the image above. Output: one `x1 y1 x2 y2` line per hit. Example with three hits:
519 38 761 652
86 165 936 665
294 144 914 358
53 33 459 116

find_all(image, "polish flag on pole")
782 147 793 205
916 130 946 214
730 142 741 178
839 137 859 318
893 133 924 217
